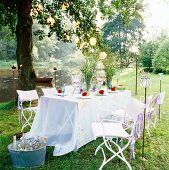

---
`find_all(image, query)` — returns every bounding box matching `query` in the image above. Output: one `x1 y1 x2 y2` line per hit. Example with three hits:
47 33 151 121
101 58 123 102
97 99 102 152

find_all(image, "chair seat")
92 122 130 139
23 106 38 112
111 109 125 116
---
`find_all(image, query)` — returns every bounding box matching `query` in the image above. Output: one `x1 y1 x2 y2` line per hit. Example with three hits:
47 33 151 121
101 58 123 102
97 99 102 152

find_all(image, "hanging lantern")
75 36 80 43
66 35 71 41
47 16 55 26
30 9 38 17
36 3 43 12
89 37 97 46
80 42 87 49
72 20 80 29
61 2 69 10
99 52 107 60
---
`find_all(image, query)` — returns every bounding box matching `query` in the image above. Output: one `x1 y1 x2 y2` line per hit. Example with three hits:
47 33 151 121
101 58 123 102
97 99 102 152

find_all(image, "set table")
26 90 131 156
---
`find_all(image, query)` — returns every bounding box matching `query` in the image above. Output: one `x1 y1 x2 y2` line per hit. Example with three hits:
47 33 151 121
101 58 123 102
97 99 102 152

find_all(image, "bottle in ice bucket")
12 135 17 150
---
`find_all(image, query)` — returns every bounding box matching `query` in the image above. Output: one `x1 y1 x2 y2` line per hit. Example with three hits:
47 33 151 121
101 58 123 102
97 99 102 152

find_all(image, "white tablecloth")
26 90 131 156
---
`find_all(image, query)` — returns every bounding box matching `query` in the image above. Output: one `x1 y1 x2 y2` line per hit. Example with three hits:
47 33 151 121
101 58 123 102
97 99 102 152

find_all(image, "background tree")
153 38 169 73
0 0 143 90
140 41 158 70
102 14 145 67
0 27 16 61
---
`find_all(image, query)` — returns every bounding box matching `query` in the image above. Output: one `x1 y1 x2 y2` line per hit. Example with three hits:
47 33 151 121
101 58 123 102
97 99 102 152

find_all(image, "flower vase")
84 77 92 93
107 79 112 89
86 80 91 92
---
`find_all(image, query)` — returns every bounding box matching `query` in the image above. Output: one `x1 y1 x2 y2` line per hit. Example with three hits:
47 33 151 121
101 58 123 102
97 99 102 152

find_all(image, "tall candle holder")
140 75 151 159
11 65 16 110
158 73 163 119
53 67 57 87
116 72 120 85
18 65 22 90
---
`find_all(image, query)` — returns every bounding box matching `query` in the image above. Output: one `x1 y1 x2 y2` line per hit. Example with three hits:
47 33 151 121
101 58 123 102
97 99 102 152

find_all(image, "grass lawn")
0 69 169 170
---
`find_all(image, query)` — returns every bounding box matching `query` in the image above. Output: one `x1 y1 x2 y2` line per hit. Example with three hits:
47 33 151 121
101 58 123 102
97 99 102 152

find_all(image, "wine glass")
61 84 65 96
71 75 81 95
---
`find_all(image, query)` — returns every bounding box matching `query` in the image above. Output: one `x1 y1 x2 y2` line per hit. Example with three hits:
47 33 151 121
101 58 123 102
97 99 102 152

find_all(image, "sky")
144 0 169 39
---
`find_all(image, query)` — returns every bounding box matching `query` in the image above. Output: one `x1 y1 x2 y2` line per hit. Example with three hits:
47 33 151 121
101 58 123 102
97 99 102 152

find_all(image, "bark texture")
16 0 36 90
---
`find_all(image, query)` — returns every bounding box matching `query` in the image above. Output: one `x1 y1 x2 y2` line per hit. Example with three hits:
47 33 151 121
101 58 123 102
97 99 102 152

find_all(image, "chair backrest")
145 95 153 112
157 92 165 105
17 90 39 102
41 87 57 96
151 92 165 106
124 98 145 121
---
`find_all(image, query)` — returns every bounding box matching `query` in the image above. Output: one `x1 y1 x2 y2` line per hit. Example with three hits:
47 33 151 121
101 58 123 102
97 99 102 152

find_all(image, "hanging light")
75 36 80 43
66 35 71 41
72 20 80 29
80 42 87 49
89 37 97 46
47 16 55 26
61 2 69 10
30 9 38 17
99 52 107 60
36 3 43 12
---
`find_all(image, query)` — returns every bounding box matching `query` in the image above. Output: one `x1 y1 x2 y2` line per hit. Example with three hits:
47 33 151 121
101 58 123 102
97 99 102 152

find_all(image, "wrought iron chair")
92 99 145 170
17 90 39 132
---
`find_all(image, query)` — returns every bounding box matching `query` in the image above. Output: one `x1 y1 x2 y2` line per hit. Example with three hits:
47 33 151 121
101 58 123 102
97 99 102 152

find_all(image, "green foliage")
102 14 145 67
0 27 16 61
81 50 98 91
153 38 169 73
140 41 159 68
98 0 143 23
0 0 144 44
101 45 118 80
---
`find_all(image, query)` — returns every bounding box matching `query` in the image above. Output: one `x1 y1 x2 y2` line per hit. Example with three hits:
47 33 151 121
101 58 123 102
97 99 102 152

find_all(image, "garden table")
26 90 131 156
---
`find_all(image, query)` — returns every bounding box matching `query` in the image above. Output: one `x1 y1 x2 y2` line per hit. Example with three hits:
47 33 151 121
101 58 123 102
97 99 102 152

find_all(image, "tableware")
95 93 107 96
108 90 119 93
57 93 67 97
77 96 93 99
118 90 126 92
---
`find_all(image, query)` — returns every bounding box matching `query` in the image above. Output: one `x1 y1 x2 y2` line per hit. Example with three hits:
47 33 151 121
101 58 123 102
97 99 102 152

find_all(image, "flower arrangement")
100 46 118 89
81 54 98 92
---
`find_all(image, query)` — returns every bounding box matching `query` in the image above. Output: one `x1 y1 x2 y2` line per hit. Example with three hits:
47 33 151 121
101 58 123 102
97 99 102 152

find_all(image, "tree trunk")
16 0 36 90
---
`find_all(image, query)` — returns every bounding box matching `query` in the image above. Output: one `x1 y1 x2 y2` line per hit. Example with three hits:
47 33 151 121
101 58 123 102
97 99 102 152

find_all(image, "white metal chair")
93 99 145 170
17 90 39 132
110 98 146 128
41 87 58 96
147 92 165 135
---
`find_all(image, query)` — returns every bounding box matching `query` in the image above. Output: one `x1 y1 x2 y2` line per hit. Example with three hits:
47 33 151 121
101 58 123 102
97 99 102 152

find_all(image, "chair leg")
21 111 33 132
96 138 132 170
18 110 22 123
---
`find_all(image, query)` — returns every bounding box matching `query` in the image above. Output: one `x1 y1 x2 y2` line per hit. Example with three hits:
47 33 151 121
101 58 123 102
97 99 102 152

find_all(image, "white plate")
118 90 126 92
96 93 107 96
57 93 67 96
77 96 93 99
108 90 119 93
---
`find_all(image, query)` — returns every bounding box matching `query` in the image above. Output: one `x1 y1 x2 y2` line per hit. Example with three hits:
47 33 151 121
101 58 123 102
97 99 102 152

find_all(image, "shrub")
153 39 169 74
